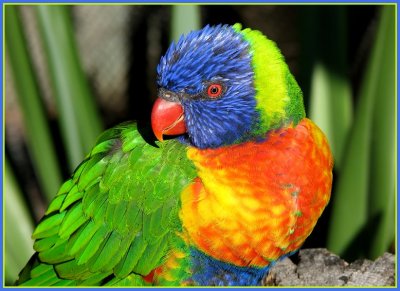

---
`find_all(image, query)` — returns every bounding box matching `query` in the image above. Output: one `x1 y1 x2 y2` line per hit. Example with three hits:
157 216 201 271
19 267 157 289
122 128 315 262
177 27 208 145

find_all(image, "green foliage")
325 5 395 260
170 5 201 41
36 6 103 170
4 159 35 285
302 6 353 170
5 5 63 202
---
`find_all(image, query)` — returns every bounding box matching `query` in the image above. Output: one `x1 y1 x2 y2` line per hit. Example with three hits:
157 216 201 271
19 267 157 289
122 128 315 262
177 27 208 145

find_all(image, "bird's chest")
180 119 333 269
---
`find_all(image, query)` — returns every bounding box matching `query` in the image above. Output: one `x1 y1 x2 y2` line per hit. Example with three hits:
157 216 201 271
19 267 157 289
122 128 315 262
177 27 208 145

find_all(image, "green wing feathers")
17 123 196 286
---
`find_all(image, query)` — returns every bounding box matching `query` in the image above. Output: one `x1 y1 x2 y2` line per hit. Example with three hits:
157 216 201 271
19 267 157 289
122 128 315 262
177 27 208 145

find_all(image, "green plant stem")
306 6 353 170
5 6 62 201
327 5 395 258
5 158 35 284
367 5 395 259
170 5 201 42
36 5 103 171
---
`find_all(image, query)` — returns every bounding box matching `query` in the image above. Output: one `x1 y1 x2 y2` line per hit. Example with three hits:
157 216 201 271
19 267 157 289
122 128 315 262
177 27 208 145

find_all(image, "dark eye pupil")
207 84 222 98
207 83 223 98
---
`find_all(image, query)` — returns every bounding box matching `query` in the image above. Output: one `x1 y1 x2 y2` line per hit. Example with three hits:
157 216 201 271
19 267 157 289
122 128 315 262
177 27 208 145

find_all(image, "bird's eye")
206 84 223 99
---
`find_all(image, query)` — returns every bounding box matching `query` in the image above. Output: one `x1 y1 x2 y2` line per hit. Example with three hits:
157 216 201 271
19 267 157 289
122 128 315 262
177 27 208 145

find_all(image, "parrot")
15 23 333 286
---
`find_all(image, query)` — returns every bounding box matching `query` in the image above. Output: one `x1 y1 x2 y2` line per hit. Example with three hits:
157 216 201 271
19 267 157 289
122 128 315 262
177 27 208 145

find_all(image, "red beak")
151 98 187 141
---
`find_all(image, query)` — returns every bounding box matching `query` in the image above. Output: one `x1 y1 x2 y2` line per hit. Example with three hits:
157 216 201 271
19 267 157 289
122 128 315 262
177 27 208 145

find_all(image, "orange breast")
180 118 333 267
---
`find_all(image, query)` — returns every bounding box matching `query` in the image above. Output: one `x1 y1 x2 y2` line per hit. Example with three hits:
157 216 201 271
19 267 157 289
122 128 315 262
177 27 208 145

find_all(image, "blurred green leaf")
327 5 395 258
308 6 353 170
171 5 201 42
5 158 35 285
36 5 103 171
5 5 62 201
367 5 395 259
309 63 353 169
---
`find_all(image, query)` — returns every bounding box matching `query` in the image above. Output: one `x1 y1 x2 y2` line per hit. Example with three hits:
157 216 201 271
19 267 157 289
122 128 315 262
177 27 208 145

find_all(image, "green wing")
17 122 197 286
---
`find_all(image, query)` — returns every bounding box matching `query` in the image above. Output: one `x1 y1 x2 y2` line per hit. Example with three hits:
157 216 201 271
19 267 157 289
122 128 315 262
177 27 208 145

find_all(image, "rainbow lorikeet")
16 23 333 286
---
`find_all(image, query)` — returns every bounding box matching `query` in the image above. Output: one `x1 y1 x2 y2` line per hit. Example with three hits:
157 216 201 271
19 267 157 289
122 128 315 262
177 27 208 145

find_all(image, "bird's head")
151 23 305 149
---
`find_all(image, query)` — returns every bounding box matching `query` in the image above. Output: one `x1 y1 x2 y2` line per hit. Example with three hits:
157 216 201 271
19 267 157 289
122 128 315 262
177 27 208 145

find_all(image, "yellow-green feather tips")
285 71 306 125
233 23 305 132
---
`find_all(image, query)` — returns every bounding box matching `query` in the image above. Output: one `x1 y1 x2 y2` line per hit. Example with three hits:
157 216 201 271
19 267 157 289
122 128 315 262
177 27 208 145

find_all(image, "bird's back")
16 122 197 286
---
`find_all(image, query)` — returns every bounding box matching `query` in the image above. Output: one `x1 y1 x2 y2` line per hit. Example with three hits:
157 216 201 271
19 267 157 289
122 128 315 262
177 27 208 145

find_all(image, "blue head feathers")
157 24 258 149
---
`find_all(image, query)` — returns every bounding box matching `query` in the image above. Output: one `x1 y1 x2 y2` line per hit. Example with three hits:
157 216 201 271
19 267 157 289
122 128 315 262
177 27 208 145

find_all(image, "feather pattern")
17 23 333 286
180 119 333 269
17 123 197 286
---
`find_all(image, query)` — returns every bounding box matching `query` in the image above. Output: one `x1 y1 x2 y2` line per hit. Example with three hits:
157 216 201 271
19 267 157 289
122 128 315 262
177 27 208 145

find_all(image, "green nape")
233 23 305 132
